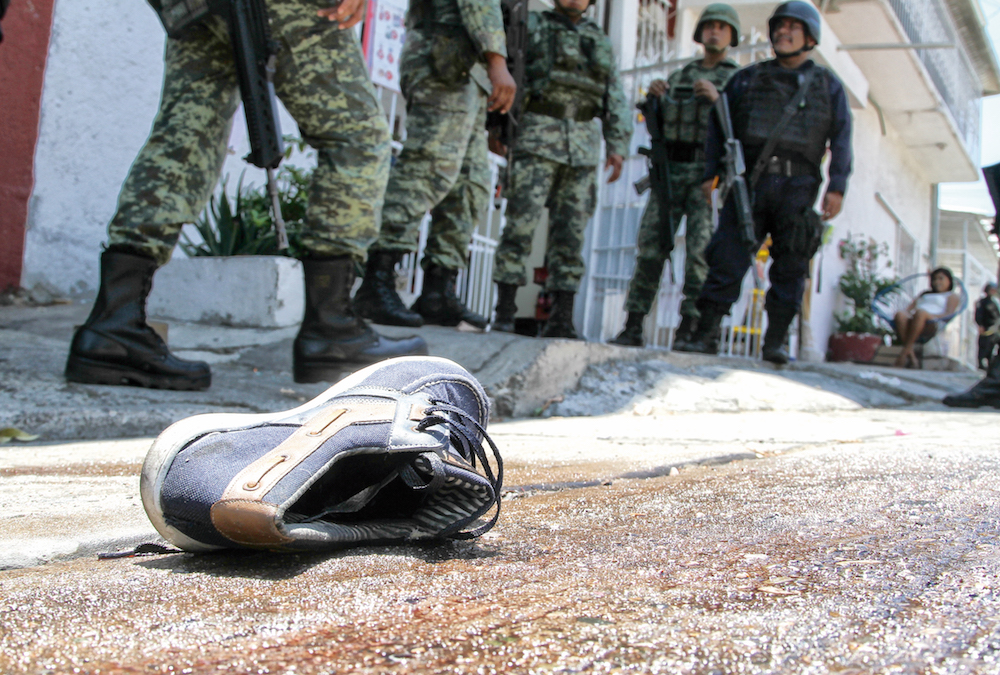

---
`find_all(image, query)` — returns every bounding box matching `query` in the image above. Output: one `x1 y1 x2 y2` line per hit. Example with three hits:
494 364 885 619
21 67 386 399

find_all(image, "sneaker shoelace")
413 399 504 539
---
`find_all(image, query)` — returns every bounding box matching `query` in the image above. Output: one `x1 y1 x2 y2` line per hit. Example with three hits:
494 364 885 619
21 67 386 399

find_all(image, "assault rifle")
713 93 755 252
486 0 528 190
148 0 289 248
634 91 679 253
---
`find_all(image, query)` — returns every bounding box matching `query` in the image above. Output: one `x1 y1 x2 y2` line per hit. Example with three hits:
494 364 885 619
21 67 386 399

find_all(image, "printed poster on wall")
362 0 408 93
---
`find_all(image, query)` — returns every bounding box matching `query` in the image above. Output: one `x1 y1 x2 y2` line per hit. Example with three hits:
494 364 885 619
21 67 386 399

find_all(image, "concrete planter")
148 256 304 328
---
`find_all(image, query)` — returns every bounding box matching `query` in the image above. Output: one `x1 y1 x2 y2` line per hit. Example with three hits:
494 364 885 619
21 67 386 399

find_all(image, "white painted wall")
24 0 310 298
24 0 166 297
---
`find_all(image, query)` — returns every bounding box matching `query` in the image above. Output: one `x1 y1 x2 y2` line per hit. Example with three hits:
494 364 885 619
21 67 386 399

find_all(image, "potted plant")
827 234 897 363
148 160 313 329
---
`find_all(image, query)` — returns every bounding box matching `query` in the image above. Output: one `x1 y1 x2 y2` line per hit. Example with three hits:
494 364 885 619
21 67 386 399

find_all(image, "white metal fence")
886 0 982 157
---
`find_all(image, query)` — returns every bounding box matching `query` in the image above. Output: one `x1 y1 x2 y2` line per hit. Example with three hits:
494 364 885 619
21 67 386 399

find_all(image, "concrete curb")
0 529 162 571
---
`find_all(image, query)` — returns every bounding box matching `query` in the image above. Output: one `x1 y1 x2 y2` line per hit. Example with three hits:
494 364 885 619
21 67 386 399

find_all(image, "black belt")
665 143 704 163
525 100 598 122
763 155 814 177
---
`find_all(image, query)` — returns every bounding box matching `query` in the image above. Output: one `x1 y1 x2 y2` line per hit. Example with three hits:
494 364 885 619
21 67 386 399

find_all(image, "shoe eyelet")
244 454 289 491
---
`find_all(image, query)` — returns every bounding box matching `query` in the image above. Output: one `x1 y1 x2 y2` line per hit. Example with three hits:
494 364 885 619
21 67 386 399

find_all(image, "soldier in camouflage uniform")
491 0 633 339
352 0 515 330
611 4 740 349
65 0 427 391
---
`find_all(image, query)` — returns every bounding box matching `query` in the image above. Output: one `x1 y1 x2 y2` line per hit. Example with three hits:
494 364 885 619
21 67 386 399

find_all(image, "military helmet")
768 0 821 46
693 4 740 48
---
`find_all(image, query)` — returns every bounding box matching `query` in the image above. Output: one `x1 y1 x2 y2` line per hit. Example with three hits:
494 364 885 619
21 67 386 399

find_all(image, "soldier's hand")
693 79 720 103
701 178 716 205
605 154 624 183
485 53 516 114
822 191 843 220
317 0 365 30
647 79 667 97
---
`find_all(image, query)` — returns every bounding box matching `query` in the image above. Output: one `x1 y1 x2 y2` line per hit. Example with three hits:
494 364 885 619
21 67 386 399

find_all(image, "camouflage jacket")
399 0 507 95
515 10 633 167
659 58 738 145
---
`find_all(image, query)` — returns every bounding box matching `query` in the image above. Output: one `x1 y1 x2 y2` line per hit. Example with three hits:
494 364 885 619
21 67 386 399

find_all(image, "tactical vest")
661 62 735 145
736 62 832 167
525 13 614 109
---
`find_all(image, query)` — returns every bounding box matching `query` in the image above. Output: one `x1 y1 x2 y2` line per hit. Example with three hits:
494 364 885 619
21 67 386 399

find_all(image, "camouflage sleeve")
457 0 508 57
602 53 634 158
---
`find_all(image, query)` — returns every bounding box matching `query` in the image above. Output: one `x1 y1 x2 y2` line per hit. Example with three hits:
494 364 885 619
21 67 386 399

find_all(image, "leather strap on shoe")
210 402 399 546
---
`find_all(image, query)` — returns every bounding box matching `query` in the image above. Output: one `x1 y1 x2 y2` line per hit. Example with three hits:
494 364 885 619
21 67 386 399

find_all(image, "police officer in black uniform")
677 0 852 364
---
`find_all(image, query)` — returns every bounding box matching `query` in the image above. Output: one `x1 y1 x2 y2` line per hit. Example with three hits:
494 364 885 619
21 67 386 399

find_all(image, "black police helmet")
768 0 821 47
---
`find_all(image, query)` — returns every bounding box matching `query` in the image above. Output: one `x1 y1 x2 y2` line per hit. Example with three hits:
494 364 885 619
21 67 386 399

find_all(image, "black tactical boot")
671 314 697 351
65 249 211 390
353 250 424 327
492 283 518 333
412 265 488 329
611 312 644 347
294 257 428 383
943 355 1000 408
762 307 797 365
675 300 726 355
541 290 579 339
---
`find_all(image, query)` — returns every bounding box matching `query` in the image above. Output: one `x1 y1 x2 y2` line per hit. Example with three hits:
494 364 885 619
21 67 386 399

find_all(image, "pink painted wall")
0 0 56 289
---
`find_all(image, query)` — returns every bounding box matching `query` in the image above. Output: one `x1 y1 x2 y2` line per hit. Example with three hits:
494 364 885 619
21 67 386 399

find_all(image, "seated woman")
894 267 960 367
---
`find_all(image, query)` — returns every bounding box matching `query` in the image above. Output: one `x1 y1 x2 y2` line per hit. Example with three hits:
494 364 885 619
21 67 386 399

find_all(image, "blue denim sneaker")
140 356 502 551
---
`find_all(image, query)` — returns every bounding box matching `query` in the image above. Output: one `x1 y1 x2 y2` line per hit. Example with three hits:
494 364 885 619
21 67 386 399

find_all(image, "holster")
772 206 823 261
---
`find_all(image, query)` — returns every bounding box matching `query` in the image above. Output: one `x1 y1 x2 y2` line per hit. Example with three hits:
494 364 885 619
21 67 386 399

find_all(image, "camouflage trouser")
374 76 490 271
108 2 391 266
492 154 597 292
624 161 712 319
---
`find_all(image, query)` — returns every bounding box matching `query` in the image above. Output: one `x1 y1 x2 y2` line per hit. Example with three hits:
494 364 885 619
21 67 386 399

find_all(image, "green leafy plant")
180 141 313 258
834 234 898 335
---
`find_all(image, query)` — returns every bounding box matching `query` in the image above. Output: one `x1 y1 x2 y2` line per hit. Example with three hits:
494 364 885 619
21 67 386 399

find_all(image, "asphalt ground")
2 408 998 674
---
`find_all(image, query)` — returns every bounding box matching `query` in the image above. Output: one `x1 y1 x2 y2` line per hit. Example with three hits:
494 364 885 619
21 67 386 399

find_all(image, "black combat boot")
943 354 1000 408
611 312 644 347
353 250 424 327
412 265 488 329
65 249 211 390
541 290 579 339
293 257 428 383
761 306 797 365
675 300 726 355
492 283 518 333
671 314 697 351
